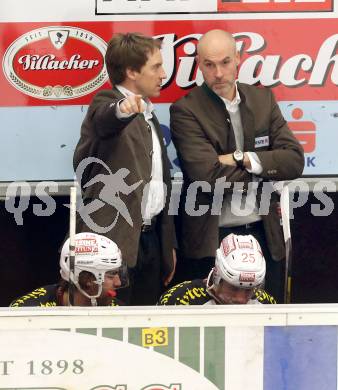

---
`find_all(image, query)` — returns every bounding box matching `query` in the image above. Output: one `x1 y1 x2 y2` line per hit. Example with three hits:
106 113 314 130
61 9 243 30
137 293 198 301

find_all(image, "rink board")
1 305 338 389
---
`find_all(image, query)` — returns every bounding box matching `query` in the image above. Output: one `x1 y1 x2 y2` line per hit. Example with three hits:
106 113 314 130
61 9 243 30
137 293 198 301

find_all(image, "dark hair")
105 32 162 86
56 271 96 305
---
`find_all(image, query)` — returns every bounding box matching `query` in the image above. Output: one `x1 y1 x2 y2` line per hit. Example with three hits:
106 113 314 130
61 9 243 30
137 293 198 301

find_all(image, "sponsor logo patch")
2 26 108 101
239 272 256 282
75 238 99 254
221 235 237 256
238 241 254 250
255 136 269 148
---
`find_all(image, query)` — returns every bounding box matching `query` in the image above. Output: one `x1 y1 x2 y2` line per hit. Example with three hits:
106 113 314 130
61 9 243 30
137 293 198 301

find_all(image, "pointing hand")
119 94 144 114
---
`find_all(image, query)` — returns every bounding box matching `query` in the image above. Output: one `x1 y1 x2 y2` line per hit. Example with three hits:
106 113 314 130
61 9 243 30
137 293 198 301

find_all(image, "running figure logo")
75 157 143 233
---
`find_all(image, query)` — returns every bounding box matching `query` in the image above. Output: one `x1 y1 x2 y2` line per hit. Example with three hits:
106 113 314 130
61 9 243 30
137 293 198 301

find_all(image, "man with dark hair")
170 29 304 302
10 233 128 307
105 33 162 86
73 33 176 305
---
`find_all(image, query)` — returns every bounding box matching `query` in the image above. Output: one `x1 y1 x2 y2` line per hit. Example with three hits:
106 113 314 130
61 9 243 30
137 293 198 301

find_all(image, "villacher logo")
2 26 108 100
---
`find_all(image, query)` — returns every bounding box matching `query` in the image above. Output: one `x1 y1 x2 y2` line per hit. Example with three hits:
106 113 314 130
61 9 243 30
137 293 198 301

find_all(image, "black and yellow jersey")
10 284 123 307
157 280 276 306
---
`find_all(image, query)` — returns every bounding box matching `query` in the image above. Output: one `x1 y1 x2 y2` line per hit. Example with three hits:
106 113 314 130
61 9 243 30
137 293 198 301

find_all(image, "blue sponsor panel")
280 101 338 176
1 101 337 181
264 326 337 390
0 105 84 181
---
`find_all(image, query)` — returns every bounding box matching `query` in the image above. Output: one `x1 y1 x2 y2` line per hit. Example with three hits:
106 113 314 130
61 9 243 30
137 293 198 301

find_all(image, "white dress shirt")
218 82 263 227
115 85 165 224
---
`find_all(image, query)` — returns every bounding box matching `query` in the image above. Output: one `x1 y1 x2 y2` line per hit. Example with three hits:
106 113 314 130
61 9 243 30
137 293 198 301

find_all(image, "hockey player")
158 234 276 305
10 232 128 307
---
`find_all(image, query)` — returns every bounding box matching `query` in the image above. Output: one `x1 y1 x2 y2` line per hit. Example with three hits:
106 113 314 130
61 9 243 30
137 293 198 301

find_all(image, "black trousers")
118 224 163 306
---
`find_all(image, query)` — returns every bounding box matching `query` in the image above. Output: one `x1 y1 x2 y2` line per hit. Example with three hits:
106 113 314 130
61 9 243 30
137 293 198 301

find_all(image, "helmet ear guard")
60 232 129 300
212 251 223 286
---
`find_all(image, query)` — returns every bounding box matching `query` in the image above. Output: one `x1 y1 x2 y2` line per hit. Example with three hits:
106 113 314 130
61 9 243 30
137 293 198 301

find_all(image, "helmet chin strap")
205 269 222 304
206 268 233 305
74 281 102 304
206 268 214 291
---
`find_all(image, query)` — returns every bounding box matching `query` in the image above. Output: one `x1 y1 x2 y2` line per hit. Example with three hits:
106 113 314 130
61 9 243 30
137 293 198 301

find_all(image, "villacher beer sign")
1 19 338 106
2 26 108 101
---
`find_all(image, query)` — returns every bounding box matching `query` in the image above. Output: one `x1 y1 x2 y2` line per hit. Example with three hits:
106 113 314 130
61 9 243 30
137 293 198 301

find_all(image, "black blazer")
170 83 304 261
73 88 175 277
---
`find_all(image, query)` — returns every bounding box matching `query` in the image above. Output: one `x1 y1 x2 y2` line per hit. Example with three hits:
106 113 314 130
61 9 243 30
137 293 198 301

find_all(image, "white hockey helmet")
213 233 266 289
60 232 128 299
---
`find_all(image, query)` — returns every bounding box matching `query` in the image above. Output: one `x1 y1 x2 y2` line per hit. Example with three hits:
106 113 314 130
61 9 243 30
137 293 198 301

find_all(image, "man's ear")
80 278 96 294
126 67 138 81
86 280 97 292
235 51 240 67
195 55 200 66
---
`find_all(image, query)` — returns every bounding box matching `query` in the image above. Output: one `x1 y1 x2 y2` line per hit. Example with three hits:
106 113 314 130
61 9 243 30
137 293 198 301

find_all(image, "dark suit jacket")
73 88 175 277
170 83 304 261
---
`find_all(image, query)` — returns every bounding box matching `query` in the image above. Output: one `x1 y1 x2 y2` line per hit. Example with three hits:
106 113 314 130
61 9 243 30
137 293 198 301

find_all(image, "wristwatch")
232 150 244 169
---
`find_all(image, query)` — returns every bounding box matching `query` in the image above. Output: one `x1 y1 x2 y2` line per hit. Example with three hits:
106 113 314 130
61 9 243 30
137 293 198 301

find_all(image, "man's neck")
118 82 141 97
220 84 237 102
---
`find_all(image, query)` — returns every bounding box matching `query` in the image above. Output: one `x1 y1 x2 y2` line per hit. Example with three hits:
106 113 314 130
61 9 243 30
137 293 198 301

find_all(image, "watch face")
234 150 244 161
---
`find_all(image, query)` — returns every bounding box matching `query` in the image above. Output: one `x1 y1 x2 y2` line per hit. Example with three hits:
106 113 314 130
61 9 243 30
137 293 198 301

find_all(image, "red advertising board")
1 19 338 106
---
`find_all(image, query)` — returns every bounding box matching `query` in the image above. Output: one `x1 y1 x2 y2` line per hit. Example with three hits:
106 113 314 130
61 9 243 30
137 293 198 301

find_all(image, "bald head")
196 29 240 100
197 30 236 57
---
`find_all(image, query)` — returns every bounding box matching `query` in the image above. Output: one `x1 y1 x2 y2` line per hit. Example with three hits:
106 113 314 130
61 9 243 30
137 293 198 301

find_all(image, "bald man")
170 29 304 302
